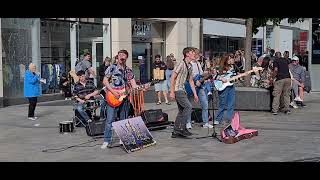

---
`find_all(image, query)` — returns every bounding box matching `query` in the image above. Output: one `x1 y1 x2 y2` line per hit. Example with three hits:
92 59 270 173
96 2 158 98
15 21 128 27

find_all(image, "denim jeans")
215 85 235 123
166 70 173 90
187 88 209 124
100 99 106 119
75 103 91 123
174 91 192 131
204 81 212 94
103 99 130 143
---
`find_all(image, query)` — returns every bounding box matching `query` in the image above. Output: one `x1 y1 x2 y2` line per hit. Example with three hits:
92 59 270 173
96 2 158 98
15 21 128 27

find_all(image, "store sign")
300 32 308 54
132 21 151 38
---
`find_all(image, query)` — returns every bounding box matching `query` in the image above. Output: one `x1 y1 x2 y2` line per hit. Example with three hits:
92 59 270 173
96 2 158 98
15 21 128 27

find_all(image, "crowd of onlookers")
155 48 309 114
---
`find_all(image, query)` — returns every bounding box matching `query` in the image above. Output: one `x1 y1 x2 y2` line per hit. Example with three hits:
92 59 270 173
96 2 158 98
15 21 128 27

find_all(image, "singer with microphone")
101 50 150 149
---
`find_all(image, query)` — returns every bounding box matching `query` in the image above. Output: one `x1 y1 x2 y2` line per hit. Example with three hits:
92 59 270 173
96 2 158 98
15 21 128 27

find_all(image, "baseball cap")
292 56 299 61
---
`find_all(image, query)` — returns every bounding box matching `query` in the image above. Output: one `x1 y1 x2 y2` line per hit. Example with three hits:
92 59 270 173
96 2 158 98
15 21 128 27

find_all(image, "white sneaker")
203 123 213 128
294 97 302 102
290 101 298 109
214 120 220 125
28 117 36 121
186 122 192 129
101 142 109 149
119 140 123 145
65 98 68 100
208 92 212 96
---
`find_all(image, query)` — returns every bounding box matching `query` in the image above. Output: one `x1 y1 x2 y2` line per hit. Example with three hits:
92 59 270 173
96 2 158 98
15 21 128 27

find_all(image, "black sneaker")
184 129 193 136
284 110 291 114
272 111 278 115
300 102 307 107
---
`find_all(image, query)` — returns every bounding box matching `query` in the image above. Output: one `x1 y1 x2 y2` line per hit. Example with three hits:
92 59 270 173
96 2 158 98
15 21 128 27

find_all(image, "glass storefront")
132 20 165 84
203 34 262 59
77 21 103 87
1 18 107 100
40 19 70 94
1 18 35 99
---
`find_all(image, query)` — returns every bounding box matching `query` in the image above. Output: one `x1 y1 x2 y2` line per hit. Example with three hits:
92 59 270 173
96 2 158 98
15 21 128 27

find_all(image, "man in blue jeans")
73 70 99 124
186 50 213 129
101 50 149 149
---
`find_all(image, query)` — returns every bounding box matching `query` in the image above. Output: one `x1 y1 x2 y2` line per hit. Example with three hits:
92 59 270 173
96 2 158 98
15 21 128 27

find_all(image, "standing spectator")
301 51 309 71
251 56 264 87
99 57 112 83
289 56 307 107
24 63 43 120
165 55 175 90
275 51 282 59
269 49 276 62
153 55 170 105
234 50 244 71
271 56 291 115
258 56 274 110
283 51 292 63
59 73 72 100
75 52 96 80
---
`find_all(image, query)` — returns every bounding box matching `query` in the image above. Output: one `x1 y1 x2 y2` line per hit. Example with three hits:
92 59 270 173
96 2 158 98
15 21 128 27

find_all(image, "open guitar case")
220 112 258 144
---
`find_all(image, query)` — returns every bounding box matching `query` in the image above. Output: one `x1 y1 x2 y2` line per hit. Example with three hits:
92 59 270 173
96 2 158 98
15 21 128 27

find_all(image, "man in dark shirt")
73 70 99 124
153 54 170 105
271 57 291 115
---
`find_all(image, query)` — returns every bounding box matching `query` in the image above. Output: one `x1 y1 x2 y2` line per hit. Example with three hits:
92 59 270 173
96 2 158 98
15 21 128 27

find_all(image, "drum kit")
60 98 101 134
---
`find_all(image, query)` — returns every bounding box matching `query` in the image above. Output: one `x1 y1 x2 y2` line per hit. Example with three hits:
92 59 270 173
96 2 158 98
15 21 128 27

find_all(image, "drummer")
73 70 99 124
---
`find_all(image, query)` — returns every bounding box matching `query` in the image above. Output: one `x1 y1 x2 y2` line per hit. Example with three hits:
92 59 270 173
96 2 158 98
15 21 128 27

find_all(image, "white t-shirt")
190 61 203 78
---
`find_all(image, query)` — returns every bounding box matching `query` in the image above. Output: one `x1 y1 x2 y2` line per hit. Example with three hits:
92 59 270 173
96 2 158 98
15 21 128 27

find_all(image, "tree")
243 18 305 87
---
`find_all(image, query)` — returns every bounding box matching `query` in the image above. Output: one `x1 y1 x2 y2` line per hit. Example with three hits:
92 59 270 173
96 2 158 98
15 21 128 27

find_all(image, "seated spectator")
289 56 307 107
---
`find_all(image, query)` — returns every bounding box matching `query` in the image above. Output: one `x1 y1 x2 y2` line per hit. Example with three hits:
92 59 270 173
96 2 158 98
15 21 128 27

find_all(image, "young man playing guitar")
170 47 199 138
101 50 149 149
186 48 213 129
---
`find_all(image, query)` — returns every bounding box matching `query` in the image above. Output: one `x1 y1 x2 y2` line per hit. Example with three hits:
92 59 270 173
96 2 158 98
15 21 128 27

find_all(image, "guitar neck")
227 70 253 82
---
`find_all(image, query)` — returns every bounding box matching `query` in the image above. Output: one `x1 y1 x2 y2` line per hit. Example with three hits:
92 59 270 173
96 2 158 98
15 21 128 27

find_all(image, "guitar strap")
183 59 190 82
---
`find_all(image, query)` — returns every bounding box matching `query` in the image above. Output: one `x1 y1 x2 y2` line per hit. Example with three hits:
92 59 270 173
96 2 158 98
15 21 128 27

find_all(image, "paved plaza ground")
0 93 320 162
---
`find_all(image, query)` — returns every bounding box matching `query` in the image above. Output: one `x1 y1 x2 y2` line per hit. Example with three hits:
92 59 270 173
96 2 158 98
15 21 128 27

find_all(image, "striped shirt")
173 60 193 92
73 79 97 99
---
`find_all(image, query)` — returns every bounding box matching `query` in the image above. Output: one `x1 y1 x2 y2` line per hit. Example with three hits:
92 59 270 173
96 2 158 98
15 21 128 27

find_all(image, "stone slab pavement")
0 93 320 162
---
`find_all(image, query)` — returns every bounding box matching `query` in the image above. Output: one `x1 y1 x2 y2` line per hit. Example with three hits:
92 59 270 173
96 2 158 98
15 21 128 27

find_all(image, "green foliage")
252 18 305 34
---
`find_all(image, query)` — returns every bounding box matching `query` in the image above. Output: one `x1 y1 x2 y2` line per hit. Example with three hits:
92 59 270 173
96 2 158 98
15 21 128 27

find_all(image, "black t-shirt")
273 58 290 81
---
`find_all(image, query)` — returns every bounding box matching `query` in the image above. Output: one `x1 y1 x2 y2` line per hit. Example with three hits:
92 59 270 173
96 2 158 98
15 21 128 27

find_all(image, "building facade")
0 18 200 107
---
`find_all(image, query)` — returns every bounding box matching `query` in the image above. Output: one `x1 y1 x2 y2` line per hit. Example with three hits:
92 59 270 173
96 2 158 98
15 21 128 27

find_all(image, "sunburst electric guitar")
105 79 159 108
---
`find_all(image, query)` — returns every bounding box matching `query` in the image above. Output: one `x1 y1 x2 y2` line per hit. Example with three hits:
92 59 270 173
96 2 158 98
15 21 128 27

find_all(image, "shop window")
1 18 35 99
40 19 70 94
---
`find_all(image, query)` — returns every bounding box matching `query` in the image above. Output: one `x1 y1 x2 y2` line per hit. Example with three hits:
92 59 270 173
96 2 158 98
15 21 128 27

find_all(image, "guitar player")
214 53 239 126
186 48 214 129
101 50 149 149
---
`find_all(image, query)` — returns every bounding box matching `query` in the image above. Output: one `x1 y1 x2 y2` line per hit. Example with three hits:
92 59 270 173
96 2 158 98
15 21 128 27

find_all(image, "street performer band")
71 47 256 147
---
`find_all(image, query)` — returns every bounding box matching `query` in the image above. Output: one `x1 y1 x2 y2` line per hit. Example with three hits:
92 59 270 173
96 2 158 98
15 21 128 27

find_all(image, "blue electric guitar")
185 74 213 97
213 67 263 91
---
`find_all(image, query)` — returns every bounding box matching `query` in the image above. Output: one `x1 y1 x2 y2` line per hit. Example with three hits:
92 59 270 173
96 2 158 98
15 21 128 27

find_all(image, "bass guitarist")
186 49 213 129
101 50 149 149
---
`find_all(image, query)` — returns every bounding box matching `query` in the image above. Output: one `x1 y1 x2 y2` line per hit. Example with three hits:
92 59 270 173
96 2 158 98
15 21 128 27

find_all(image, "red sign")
300 32 308 54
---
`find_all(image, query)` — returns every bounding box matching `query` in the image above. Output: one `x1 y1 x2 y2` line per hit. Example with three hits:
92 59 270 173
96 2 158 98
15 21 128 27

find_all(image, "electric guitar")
105 79 159 108
213 67 263 91
185 74 213 97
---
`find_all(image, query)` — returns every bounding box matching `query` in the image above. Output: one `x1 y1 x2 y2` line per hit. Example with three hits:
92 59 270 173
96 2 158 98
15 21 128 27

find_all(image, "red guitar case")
220 112 258 144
